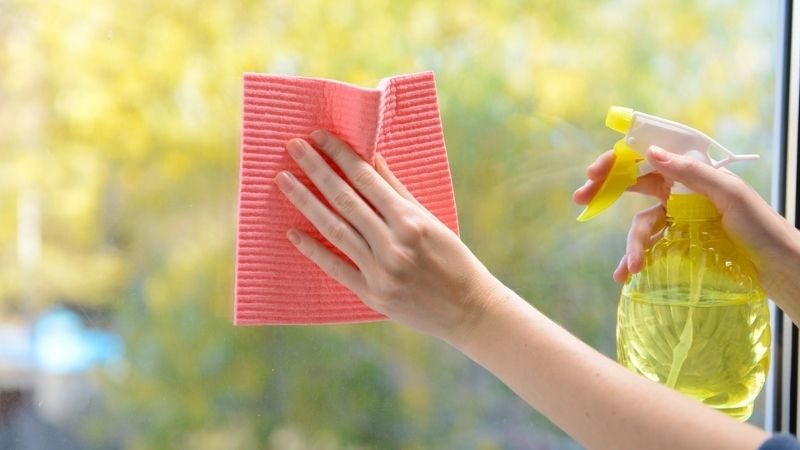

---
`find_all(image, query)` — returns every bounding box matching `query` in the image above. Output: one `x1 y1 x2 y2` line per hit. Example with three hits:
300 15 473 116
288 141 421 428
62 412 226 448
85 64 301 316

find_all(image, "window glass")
0 0 780 448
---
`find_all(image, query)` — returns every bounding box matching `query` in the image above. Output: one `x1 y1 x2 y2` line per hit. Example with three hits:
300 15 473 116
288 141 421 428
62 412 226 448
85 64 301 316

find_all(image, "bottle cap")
605 106 634 134
666 194 720 220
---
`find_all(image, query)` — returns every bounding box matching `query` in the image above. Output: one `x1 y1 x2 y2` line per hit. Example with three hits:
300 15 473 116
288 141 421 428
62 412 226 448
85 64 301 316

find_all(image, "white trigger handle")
709 142 759 169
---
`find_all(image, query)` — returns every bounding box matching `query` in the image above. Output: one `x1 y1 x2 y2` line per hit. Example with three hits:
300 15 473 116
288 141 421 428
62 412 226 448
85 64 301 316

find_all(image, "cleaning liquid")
616 194 770 421
578 107 771 421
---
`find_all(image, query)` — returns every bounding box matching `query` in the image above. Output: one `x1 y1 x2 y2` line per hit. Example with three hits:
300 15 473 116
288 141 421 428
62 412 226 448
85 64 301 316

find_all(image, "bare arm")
277 131 770 450
767 239 800 321
450 282 768 450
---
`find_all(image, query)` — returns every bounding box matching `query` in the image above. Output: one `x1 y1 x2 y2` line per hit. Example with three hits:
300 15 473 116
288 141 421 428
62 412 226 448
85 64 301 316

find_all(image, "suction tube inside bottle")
665 223 706 387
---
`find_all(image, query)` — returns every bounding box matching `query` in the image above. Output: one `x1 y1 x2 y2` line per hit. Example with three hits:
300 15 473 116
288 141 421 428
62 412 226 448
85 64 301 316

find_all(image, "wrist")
442 273 524 350
761 225 800 316
778 229 800 288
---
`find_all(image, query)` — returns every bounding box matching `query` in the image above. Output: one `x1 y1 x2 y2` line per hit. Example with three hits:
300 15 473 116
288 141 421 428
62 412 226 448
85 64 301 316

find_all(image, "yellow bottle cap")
606 106 634 134
666 194 720 220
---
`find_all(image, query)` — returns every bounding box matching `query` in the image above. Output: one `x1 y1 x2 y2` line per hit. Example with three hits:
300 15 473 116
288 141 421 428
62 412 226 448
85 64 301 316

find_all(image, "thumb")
646 145 743 213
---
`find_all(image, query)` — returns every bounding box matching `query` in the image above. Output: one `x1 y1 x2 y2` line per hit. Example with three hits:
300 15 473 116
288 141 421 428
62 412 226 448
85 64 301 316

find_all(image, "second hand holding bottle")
579 107 770 421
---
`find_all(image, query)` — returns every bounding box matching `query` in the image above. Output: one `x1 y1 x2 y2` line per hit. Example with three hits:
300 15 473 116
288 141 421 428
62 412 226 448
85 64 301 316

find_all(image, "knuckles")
323 139 344 160
353 169 377 191
326 258 345 281
333 190 357 215
326 221 349 244
293 186 310 207
381 245 417 280
632 208 658 227
377 212 434 279
394 212 431 243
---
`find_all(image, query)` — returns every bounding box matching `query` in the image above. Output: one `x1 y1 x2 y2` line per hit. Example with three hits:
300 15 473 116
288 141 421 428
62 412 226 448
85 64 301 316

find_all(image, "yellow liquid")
617 288 770 421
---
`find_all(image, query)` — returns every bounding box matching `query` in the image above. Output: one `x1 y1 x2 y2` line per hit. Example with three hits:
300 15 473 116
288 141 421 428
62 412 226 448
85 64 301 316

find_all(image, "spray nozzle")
606 106 634 133
576 106 759 222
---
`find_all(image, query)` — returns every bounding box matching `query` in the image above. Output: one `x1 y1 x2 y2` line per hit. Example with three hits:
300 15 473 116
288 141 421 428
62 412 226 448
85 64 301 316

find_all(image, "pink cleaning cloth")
235 71 459 325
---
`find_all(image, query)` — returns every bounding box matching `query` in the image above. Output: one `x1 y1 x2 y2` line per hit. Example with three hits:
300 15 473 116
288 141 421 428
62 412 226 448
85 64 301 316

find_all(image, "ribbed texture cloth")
235 71 459 325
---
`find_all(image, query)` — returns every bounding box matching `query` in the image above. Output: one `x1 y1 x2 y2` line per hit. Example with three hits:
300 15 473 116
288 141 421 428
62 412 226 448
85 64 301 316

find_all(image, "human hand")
572 148 671 282
274 130 500 341
573 146 800 310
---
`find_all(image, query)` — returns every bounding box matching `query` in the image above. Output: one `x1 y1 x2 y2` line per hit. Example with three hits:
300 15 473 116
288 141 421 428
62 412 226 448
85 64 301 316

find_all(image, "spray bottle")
579 106 771 421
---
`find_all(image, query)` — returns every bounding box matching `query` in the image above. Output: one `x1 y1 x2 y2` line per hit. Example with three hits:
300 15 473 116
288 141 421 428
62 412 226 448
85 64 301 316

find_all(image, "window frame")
766 0 799 433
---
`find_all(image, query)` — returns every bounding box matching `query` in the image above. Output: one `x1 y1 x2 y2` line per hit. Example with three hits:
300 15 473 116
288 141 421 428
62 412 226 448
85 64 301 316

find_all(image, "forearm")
762 223 800 322
448 282 768 450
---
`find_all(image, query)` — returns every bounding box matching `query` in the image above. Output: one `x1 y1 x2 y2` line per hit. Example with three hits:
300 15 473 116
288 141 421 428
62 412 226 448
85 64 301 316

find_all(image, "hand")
573 146 800 316
277 133 774 450
274 130 499 341
573 148 671 282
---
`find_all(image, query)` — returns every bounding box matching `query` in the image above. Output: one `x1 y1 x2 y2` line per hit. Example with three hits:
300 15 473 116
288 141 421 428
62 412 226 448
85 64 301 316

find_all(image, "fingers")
286 229 366 294
285 138 389 248
572 179 603 205
573 150 614 205
275 170 371 266
613 254 630 283
626 173 671 202
611 204 667 283
573 173 670 205
374 154 438 220
573 150 671 205
586 150 616 181
374 154 416 204
646 146 746 214
624 203 667 275
309 130 406 220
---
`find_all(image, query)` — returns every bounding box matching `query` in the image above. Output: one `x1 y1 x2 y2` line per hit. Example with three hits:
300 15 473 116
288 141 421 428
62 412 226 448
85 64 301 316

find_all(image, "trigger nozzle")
606 106 634 134
576 140 643 222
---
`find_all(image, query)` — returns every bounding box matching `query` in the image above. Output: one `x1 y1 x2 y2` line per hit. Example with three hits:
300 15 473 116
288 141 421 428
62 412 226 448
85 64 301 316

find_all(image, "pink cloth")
235 71 459 325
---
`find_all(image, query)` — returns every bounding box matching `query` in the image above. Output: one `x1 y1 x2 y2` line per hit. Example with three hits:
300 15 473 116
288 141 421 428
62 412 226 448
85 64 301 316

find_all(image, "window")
0 1 787 448
767 0 799 434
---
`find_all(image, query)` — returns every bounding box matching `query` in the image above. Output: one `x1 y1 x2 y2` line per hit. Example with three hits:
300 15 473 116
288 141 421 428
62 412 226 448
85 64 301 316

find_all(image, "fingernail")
310 130 328 146
287 229 301 245
287 139 305 159
275 171 295 192
648 146 670 163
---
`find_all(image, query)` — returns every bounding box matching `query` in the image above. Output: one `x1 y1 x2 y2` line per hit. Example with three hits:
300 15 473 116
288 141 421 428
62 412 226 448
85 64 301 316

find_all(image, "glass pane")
0 0 780 448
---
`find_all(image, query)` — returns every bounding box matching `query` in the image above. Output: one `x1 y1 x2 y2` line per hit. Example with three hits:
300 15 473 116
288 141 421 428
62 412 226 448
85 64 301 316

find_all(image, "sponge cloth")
235 71 459 325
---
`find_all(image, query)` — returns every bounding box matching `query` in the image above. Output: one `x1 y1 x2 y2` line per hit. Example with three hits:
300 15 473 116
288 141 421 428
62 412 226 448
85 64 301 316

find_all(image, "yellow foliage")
0 0 780 447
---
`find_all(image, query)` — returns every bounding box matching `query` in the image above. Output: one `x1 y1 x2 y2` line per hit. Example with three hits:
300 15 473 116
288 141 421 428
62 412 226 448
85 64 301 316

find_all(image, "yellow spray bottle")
580 106 770 421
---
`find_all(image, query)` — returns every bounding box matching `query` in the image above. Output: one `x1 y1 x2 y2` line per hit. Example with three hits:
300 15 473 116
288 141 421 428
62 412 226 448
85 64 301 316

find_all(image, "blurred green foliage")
0 0 778 448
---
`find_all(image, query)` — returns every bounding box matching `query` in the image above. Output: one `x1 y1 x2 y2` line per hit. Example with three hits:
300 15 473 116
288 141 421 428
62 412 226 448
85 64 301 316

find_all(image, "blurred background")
0 0 781 448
